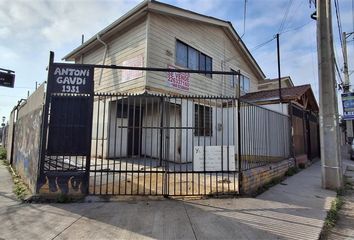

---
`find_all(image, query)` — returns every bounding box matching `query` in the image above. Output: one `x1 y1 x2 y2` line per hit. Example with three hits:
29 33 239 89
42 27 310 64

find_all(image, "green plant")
0 147 6 160
325 197 344 227
253 176 284 196
14 178 28 200
298 163 306 169
56 194 72 203
3 162 30 200
319 195 345 239
285 166 299 177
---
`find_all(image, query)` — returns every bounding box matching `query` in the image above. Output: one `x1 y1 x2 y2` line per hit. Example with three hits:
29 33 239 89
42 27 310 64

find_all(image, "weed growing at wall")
319 195 344 239
0 147 6 160
285 166 299 177
1 160 30 201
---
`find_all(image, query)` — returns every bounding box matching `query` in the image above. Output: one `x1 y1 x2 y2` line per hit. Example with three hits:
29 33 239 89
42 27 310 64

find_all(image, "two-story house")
63 0 267 163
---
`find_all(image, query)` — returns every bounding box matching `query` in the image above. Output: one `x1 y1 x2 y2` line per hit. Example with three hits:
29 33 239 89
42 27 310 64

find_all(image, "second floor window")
241 75 250 93
176 40 212 78
230 69 238 88
229 70 250 94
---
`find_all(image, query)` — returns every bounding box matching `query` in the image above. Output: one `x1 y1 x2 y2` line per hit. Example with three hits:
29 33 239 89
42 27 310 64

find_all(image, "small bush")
285 166 299 177
319 194 345 239
0 147 6 160
298 163 306 169
324 197 344 228
57 194 72 203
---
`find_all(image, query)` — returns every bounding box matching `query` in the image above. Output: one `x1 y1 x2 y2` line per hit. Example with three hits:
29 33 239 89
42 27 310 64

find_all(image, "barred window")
194 104 212 136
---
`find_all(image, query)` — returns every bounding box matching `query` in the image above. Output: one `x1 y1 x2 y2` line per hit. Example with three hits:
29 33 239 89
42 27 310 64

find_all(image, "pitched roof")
62 0 266 79
241 84 311 102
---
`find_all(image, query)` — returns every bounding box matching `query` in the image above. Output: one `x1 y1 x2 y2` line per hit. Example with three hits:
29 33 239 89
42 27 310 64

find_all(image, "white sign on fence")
193 146 235 171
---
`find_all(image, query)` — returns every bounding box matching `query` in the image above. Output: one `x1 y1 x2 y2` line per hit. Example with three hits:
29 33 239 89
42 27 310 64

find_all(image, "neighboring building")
241 84 320 164
258 76 294 91
63 0 269 162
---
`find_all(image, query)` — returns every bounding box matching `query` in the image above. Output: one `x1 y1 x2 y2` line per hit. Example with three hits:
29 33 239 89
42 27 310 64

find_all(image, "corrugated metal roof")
241 84 311 102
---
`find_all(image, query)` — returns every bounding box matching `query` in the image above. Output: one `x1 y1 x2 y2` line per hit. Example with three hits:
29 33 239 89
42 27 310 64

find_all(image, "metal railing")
86 94 291 195
239 100 291 171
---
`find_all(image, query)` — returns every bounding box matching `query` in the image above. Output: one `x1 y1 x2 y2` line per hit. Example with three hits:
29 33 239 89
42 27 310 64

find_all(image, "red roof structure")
241 84 319 112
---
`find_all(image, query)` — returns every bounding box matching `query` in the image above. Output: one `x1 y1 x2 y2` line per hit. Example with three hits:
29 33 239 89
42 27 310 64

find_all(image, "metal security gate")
89 94 240 196
37 52 291 196
37 53 94 194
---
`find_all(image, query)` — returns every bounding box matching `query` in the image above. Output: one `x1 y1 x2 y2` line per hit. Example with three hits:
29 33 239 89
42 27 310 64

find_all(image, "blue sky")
0 0 353 122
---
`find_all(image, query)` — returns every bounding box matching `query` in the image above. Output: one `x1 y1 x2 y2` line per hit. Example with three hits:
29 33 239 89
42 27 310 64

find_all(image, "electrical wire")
240 0 247 38
278 0 294 34
282 0 305 32
250 37 276 52
334 0 344 50
352 0 354 48
281 20 313 34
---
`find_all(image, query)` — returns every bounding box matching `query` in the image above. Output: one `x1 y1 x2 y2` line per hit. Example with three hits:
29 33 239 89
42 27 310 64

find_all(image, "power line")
281 20 313 34
250 36 276 51
278 0 294 34
240 0 248 38
334 0 344 50
282 0 305 32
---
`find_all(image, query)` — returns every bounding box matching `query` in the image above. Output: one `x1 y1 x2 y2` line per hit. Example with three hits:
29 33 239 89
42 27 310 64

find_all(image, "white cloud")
0 0 353 118
0 0 141 47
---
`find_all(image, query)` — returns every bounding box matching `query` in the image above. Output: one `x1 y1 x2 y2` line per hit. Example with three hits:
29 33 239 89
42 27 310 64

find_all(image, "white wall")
261 103 289 115
100 98 290 162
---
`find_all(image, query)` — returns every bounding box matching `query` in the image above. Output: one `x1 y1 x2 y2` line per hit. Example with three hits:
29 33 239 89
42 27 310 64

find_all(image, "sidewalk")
0 160 335 240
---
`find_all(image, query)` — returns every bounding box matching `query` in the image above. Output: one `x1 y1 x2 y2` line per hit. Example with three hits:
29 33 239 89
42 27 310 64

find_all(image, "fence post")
237 98 242 193
36 51 54 194
288 104 294 159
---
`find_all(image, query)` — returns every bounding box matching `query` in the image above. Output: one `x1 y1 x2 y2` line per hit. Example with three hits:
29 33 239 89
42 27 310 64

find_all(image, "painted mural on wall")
12 108 42 193
37 171 87 195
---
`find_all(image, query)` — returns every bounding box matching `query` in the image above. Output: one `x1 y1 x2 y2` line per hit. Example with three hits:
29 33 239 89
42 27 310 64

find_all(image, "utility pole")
343 31 353 141
317 0 343 189
276 33 282 101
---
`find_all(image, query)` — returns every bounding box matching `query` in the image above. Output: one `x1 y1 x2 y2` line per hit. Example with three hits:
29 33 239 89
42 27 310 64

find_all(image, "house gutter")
96 34 108 86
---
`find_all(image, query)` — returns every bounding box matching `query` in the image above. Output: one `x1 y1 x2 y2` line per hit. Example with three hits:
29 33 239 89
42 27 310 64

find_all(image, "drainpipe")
96 34 108 86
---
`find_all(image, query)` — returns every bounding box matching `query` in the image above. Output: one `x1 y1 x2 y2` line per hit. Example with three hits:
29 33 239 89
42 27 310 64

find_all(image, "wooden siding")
146 13 262 96
76 17 148 93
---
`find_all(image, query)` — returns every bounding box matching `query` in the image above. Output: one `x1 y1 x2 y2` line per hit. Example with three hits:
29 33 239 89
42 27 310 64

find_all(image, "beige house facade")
63 0 274 162
64 0 266 97
258 76 294 91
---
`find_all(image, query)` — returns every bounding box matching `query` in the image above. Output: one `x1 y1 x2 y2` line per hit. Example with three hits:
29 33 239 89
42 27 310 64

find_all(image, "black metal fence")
86 93 291 196
240 101 291 170
35 54 292 196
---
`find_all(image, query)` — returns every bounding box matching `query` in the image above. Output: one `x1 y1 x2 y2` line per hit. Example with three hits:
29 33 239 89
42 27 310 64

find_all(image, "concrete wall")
241 158 295 195
6 111 15 162
12 84 45 193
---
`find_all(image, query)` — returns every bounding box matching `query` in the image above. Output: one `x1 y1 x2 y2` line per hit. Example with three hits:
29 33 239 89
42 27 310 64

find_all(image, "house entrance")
127 106 143 157
89 94 240 196
37 52 291 197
